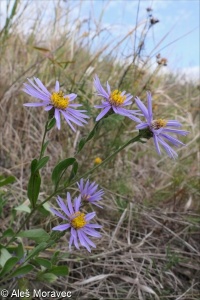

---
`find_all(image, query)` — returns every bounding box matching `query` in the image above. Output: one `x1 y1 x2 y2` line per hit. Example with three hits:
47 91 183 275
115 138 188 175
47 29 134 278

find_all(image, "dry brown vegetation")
0 1 199 299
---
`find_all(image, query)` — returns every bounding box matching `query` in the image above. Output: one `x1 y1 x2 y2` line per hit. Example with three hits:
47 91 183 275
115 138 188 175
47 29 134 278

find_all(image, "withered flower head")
146 7 153 12
150 18 159 25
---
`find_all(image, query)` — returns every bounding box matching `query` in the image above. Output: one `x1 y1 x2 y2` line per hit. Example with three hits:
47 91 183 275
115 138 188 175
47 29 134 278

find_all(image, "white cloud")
179 66 200 82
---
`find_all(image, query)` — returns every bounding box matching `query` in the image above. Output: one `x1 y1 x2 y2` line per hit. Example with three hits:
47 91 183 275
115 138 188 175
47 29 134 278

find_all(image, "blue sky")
1 0 199 79
69 0 199 77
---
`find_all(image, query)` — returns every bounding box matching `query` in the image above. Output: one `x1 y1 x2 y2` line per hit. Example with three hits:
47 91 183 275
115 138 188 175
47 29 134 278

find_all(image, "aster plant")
135 92 189 159
2 72 190 283
93 74 141 122
51 193 102 252
23 77 89 130
77 178 104 208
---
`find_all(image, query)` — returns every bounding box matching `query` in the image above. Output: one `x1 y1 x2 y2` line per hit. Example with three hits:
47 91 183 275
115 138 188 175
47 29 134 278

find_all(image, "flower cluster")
22 75 189 158
22 75 190 253
50 179 104 252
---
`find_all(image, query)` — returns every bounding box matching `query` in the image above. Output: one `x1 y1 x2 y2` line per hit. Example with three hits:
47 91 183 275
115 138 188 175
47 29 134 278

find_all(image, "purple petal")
34 78 51 96
135 96 149 120
96 106 111 121
147 91 153 122
52 223 70 231
77 230 91 252
44 105 53 111
160 133 185 147
55 81 59 92
85 212 96 221
124 95 133 103
83 227 102 238
56 196 71 217
80 230 96 248
106 81 111 95
136 122 149 130
61 112 76 131
94 74 109 99
162 128 189 136
23 85 50 101
67 192 74 215
27 78 51 97
86 224 102 229
54 109 61 130
68 93 77 101
153 135 161 156
23 102 46 107
166 120 182 127
50 208 67 220
69 234 74 250
67 108 89 120
89 201 103 208
68 103 82 107
157 136 178 159
62 111 86 126
113 107 142 123
74 195 81 212
71 228 79 249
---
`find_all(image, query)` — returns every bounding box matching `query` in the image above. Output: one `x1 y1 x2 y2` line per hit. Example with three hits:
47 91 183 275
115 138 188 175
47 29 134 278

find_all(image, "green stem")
39 133 142 207
75 134 141 179
38 121 49 161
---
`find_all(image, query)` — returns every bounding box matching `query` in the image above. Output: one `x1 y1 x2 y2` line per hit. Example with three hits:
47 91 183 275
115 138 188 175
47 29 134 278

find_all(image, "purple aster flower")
51 193 102 252
93 74 142 122
77 178 104 208
22 77 89 131
135 92 189 159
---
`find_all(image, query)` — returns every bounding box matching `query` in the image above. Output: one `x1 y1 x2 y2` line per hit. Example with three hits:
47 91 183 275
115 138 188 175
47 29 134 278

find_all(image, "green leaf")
17 229 50 243
25 242 48 261
41 141 49 157
49 265 69 276
33 46 50 52
86 122 100 141
47 118 56 131
15 204 31 214
30 159 38 173
34 257 52 269
35 156 49 171
0 248 12 267
51 158 76 187
10 264 34 278
1 228 14 238
42 202 51 212
68 161 78 182
77 137 86 153
51 251 60 265
37 272 58 283
0 257 19 277
0 175 16 187
16 243 24 260
37 202 51 217
27 159 41 207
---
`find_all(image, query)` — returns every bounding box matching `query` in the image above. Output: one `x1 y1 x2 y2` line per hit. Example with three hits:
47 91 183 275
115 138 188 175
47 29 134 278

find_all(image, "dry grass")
0 1 199 299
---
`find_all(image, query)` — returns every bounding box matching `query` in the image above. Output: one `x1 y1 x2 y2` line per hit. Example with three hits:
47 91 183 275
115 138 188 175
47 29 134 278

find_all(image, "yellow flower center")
51 91 69 110
151 119 167 130
94 157 102 164
109 90 126 106
71 211 86 229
